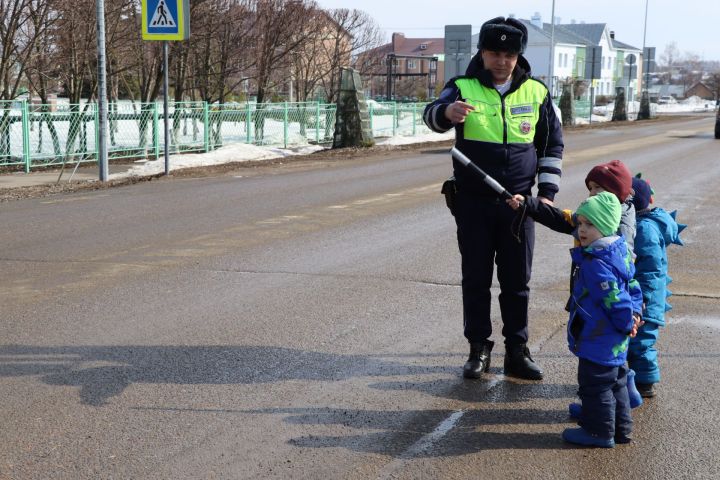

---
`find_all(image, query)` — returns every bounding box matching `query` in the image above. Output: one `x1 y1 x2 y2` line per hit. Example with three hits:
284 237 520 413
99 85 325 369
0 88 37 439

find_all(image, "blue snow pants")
628 321 661 384
577 358 632 439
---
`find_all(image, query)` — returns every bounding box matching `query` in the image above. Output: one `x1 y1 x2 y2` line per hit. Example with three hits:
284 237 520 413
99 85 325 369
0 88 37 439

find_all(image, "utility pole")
96 0 108 181
548 0 556 98
642 0 649 88
638 0 651 119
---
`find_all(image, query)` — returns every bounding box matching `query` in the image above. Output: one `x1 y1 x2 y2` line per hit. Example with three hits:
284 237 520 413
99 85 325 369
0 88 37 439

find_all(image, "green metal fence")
368 102 430 138
574 100 591 119
1 99 436 172
0 100 26 169
206 101 337 149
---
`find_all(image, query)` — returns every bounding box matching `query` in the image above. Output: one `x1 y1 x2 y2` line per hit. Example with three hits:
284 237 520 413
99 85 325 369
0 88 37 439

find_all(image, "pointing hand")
445 101 475 124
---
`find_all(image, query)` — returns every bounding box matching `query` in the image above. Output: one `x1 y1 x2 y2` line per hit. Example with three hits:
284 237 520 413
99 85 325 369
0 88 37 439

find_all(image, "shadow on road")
0 344 589 455
0 344 455 406
241 406 567 455
368 376 576 404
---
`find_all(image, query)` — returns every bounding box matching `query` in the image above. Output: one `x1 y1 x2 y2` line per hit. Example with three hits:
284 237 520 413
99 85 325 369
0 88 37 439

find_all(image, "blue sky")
316 0 720 62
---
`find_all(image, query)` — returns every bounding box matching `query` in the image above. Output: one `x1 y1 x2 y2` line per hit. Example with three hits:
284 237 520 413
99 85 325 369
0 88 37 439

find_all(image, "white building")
472 14 642 101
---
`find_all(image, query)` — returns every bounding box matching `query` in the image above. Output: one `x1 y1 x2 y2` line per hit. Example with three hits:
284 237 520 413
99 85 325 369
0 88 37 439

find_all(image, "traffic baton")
450 147 518 203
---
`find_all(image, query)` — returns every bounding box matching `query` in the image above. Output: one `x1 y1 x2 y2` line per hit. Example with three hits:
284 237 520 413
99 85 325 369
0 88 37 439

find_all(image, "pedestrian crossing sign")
142 0 190 40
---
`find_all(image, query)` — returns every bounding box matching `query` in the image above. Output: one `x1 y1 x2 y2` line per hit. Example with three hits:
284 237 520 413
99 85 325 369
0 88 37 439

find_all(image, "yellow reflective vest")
454 77 547 145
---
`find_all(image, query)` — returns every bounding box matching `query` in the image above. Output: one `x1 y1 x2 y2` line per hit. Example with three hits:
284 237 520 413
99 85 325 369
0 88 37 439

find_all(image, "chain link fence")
368 102 431 138
1 99 435 172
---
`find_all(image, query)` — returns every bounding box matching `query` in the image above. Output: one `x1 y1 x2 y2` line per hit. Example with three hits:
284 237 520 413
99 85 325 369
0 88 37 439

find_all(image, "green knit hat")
576 191 621 237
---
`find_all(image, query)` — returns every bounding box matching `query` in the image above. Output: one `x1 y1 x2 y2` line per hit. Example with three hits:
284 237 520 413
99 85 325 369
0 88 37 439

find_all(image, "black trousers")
454 190 535 345
577 359 632 439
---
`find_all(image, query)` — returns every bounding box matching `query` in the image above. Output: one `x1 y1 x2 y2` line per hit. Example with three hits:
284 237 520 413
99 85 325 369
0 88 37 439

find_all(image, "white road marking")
376 376 503 479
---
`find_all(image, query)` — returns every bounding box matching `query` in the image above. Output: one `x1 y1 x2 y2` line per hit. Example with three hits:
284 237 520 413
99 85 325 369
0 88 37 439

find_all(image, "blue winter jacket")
568 235 644 366
634 207 685 326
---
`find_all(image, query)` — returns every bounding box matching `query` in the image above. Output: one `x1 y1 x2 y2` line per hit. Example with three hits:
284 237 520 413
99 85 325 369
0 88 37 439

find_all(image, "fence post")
21 100 31 172
153 102 160 160
412 103 417 135
284 102 289 148
203 101 209 152
315 102 320 144
246 102 251 144
392 102 397 137
369 103 374 134
94 102 100 163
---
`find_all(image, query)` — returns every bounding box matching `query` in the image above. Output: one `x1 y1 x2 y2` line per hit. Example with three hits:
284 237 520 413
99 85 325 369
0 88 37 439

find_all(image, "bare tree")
318 8 383 104
288 7 327 102
24 0 62 155
355 39 392 100
656 42 680 84
54 0 98 104
100 0 137 146
244 0 318 143
53 0 101 157
659 42 680 68
290 8 382 103
706 71 720 102
0 0 49 100
189 0 255 103
250 0 318 105
679 51 703 95
0 0 54 158
24 0 60 103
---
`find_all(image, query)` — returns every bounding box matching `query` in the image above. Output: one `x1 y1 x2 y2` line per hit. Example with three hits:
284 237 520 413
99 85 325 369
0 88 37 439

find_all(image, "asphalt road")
1 115 719 479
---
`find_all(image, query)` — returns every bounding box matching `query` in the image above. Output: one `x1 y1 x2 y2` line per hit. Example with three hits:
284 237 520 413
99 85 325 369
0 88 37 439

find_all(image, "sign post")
584 46 602 125
444 25 472 83
141 0 190 175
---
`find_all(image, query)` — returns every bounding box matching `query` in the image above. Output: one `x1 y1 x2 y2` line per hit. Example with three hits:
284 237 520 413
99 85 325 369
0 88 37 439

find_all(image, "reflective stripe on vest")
455 78 547 144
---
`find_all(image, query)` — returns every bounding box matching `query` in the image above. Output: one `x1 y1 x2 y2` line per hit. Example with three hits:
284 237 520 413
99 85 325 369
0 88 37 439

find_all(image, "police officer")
424 17 563 380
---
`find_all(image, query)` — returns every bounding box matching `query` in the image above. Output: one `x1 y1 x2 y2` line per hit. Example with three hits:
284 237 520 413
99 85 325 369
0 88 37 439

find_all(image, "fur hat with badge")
478 17 528 54
585 159 633 202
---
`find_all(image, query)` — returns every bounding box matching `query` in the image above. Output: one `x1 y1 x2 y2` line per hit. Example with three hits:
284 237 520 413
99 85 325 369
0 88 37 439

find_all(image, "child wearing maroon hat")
506 159 636 267
585 160 636 252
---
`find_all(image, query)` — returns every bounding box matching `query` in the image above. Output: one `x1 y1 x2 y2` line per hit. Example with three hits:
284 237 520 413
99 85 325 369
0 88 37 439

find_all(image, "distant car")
657 95 677 104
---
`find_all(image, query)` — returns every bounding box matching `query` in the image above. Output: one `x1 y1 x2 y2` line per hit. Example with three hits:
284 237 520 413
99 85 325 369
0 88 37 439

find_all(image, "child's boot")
568 402 582 420
614 432 632 444
627 369 644 408
562 427 615 448
636 382 656 398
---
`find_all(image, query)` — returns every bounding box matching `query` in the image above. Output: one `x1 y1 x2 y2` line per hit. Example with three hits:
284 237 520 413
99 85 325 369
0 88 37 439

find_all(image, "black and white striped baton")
450 147 518 202
450 146 527 241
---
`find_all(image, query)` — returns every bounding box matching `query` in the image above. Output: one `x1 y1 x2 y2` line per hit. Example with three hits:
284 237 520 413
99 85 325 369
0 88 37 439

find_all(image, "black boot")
636 382 656 398
463 340 494 378
504 343 543 380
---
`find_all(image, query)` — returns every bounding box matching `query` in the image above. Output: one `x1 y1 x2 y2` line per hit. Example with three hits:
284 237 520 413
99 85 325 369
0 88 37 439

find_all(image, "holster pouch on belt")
441 176 457 215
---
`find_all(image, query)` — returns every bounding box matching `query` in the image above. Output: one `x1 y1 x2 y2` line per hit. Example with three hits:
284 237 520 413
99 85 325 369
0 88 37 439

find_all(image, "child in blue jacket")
507 159 637 306
628 177 686 398
561 192 643 448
